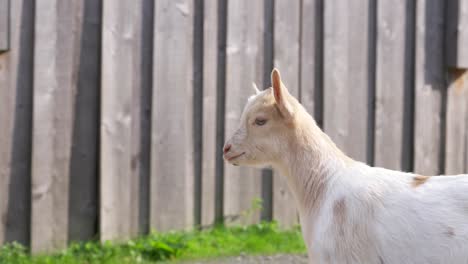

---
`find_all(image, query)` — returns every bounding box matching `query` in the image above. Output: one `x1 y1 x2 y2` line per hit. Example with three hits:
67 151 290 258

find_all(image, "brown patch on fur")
333 198 347 236
445 226 455 237
411 175 430 188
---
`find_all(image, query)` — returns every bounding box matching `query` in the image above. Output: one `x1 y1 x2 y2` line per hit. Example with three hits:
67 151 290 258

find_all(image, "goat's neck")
274 117 351 215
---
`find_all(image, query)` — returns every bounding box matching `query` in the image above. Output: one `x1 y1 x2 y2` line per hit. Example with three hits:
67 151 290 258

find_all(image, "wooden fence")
0 0 467 253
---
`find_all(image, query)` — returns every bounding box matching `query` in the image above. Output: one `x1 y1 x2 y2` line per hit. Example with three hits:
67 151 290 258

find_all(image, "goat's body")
303 162 468 264
224 69 468 264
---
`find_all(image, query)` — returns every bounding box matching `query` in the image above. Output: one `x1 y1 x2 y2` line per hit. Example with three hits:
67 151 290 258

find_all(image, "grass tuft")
0 222 306 264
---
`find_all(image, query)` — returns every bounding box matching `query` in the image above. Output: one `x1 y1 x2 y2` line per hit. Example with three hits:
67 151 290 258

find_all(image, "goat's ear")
271 68 293 119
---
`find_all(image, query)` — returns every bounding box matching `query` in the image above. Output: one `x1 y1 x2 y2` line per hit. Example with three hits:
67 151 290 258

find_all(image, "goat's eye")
254 118 267 126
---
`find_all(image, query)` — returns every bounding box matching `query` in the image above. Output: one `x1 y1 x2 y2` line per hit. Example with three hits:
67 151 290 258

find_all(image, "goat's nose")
223 144 232 154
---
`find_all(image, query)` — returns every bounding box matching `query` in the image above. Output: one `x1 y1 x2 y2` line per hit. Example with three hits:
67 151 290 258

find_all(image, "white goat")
223 68 468 264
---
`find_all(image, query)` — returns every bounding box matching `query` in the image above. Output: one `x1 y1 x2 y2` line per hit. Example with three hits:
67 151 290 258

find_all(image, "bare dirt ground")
178 254 308 264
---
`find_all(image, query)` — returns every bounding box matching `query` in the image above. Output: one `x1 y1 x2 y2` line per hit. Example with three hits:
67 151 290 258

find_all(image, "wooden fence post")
445 0 468 174
0 0 8 51
31 0 79 252
445 69 468 174
413 0 446 175
323 0 375 164
202 0 219 226
151 0 195 231
0 0 33 246
100 0 145 241
374 0 415 171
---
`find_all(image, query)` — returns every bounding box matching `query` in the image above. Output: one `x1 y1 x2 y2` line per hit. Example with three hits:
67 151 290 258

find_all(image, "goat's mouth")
225 152 246 162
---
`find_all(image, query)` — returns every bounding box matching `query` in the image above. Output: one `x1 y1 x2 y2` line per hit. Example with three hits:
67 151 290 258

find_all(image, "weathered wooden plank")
446 0 468 68
445 69 468 174
413 0 445 175
151 0 195 231
273 0 300 227
323 0 374 163
374 0 415 171
201 0 218 226
0 0 8 51
101 0 143 241
67 0 101 243
301 0 323 123
0 0 33 246
31 0 79 252
224 0 264 225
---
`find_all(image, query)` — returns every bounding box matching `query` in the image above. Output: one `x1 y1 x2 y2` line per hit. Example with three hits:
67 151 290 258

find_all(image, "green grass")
0 222 306 264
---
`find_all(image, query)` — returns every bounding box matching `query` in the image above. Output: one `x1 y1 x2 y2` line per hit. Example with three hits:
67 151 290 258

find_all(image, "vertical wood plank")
151 0 195 231
224 0 264 225
0 0 8 51
68 0 101 242
413 0 446 175
446 0 468 68
374 0 415 171
0 0 33 246
273 0 300 227
101 0 143 241
444 69 468 174
31 0 79 252
323 0 375 163
202 0 217 226
301 0 323 123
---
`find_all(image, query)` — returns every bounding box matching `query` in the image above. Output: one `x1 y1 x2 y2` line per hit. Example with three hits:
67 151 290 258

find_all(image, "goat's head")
223 68 301 168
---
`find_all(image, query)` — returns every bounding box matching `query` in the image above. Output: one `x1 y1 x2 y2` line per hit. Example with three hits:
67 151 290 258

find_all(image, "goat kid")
223 68 468 264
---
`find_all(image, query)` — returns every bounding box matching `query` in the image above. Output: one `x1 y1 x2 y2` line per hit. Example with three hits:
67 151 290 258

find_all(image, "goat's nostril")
223 144 232 154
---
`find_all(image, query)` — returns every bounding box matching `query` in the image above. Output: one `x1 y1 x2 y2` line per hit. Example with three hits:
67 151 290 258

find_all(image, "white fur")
307 162 468 263
224 69 468 264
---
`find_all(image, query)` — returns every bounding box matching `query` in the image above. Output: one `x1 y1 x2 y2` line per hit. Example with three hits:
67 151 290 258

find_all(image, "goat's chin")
229 159 271 169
